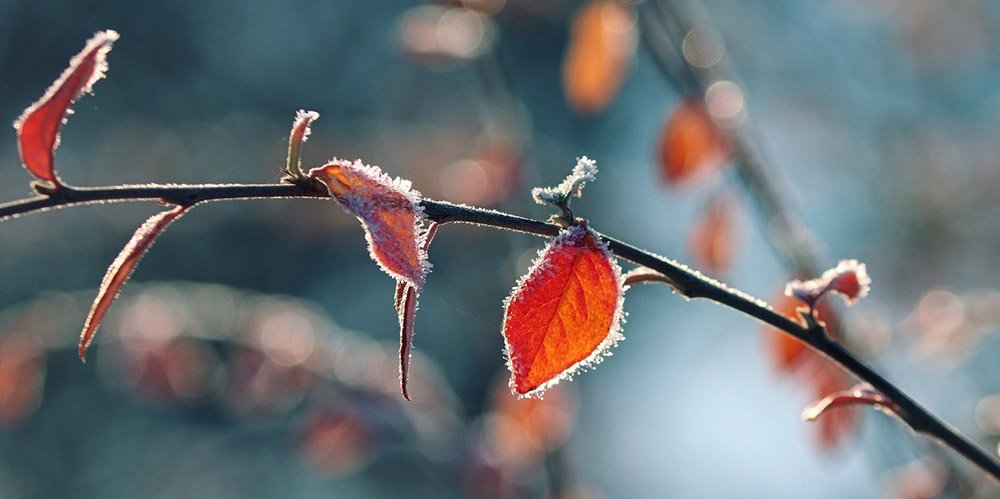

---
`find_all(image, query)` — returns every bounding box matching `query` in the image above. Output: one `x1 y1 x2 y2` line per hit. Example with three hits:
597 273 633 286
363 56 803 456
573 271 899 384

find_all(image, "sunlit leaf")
14 30 119 185
396 222 438 400
785 259 871 307
531 156 597 208
502 223 624 398
762 290 838 373
658 99 728 186
78 205 188 361
310 159 430 290
561 0 636 115
286 109 319 177
687 193 739 275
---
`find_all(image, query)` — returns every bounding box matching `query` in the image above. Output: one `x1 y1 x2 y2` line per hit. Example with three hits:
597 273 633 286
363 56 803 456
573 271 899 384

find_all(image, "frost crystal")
531 156 598 206
785 259 871 307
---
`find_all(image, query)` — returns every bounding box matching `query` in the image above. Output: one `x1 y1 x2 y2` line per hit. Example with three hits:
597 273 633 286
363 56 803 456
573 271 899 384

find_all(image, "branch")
1 181 997 480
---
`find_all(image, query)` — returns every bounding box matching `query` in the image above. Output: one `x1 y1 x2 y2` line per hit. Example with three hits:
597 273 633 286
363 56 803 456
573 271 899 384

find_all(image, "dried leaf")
562 0 636 115
79 205 188 361
658 99 728 186
502 223 625 398
286 109 319 177
687 194 739 274
310 159 430 289
14 30 119 185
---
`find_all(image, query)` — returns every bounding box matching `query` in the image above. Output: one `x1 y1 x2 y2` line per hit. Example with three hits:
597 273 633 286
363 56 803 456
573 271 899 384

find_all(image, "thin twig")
0 180 996 479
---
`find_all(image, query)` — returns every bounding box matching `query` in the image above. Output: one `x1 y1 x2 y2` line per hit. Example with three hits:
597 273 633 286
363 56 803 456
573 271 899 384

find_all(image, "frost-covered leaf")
785 260 871 307
78 205 188 361
395 222 438 401
286 109 319 177
562 0 636 115
309 159 430 290
14 30 119 185
531 156 597 208
658 99 728 186
502 223 625 398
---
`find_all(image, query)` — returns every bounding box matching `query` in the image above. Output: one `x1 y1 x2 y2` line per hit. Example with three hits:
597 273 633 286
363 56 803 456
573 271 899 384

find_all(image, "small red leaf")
396 222 438 401
286 109 319 177
561 0 636 115
309 159 430 289
502 223 624 398
78 205 187 361
658 99 729 186
763 289 839 373
687 193 739 275
14 30 119 185
809 365 861 449
785 259 871 307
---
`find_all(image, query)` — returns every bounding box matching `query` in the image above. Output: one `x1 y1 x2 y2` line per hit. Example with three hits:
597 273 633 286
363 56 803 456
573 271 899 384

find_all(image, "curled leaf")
79 205 188 361
531 156 597 208
396 222 438 401
562 0 636 115
802 383 898 422
785 259 871 308
287 110 319 178
310 159 430 289
658 99 729 186
14 30 119 185
502 223 625 398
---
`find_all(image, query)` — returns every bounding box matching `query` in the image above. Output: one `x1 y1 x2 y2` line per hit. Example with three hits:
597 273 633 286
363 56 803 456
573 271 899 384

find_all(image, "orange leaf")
79 205 188 361
561 0 636 115
687 193 739 275
310 159 430 289
502 223 624 398
762 289 839 373
658 99 728 186
14 30 119 185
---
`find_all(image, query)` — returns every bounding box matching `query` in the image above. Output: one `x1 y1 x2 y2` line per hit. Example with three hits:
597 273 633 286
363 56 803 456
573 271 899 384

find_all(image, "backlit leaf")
286 109 319 178
14 30 119 185
658 99 728 186
502 223 624 398
562 0 636 115
309 159 430 290
785 259 871 307
396 222 439 401
79 205 188 361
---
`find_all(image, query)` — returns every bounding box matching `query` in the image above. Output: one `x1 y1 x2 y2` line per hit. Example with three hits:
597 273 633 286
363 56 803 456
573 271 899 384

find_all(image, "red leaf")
14 30 119 185
785 259 871 307
286 109 319 177
561 0 636 115
395 222 438 401
809 364 860 449
502 223 624 398
78 205 188 361
309 159 430 289
658 99 729 186
687 193 739 275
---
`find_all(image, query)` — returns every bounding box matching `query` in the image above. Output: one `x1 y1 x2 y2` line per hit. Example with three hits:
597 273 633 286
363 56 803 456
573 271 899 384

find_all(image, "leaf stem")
0 181 997 480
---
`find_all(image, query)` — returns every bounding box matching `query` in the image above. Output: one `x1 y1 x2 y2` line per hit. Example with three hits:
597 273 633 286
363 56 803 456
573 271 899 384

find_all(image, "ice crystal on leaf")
502 223 625 398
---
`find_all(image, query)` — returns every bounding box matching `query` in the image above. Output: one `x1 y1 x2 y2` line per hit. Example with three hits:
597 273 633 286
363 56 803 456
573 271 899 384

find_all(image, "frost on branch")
531 156 597 208
502 223 625 398
14 30 119 185
309 159 431 290
785 259 870 308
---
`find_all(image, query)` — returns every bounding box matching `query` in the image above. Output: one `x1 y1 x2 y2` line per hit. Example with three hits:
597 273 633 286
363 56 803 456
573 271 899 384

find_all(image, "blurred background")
1 0 999 497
